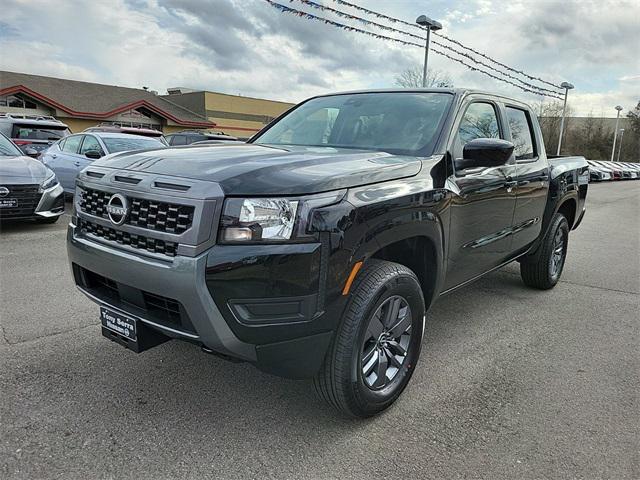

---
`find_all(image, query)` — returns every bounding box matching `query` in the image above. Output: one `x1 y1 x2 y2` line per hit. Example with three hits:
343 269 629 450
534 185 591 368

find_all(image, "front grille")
78 267 194 333
79 187 194 234
78 218 177 257
0 184 42 219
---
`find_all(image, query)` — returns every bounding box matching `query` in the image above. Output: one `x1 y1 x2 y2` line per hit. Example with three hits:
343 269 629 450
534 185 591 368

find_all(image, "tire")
37 215 60 224
520 213 569 290
314 259 425 417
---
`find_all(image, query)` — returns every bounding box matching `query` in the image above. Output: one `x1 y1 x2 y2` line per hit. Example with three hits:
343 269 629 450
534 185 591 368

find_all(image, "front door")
443 100 518 290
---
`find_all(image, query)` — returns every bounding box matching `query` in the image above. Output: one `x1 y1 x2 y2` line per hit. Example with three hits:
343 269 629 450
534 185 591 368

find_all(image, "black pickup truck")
67 89 588 417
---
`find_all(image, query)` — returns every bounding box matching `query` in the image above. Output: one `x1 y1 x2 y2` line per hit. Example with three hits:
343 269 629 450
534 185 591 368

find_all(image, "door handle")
74 161 81 166
51 154 57 158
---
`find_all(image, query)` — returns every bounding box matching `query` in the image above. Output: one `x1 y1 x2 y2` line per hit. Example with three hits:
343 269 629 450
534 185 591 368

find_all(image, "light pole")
616 128 625 162
556 81 574 155
610 105 623 161
416 15 442 88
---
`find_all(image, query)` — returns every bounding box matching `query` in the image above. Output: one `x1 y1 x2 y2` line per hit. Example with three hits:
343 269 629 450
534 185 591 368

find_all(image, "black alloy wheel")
520 212 569 290
361 295 412 390
314 260 425 417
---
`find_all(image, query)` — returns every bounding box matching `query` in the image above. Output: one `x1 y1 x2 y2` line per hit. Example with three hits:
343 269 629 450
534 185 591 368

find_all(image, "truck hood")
0 155 52 184
91 144 422 195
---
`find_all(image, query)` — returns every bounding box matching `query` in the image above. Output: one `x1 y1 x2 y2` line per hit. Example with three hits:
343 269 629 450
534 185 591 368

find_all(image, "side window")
453 102 500 159
458 103 500 143
62 135 82 154
79 135 104 155
506 107 535 160
170 135 187 146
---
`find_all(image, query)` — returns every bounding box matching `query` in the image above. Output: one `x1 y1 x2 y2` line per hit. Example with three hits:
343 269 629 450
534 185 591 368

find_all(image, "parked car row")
588 160 640 181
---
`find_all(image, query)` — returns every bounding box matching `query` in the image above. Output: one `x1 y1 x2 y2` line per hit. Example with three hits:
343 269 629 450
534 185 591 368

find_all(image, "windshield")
253 92 453 156
11 125 68 141
0 133 23 156
102 136 165 154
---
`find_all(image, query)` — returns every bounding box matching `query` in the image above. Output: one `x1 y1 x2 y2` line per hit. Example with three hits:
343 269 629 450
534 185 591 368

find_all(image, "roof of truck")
310 88 533 108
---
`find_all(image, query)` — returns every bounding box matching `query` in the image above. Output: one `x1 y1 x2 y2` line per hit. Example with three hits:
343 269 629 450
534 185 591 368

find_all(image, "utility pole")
610 105 623 161
556 82 574 155
416 15 442 88
616 128 625 162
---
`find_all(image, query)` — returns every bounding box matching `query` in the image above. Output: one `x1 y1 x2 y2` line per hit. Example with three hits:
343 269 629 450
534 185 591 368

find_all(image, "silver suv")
0 113 70 157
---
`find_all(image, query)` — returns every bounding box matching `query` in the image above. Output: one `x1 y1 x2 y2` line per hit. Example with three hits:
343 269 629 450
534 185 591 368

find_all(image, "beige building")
162 89 294 138
0 71 295 138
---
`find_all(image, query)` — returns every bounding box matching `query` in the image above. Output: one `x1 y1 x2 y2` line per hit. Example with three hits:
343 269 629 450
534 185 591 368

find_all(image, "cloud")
0 0 637 116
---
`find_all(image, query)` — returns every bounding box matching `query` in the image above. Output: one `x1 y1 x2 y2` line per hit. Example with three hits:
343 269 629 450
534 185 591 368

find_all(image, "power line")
330 0 564 90
263 0 564 100
290 0 561 96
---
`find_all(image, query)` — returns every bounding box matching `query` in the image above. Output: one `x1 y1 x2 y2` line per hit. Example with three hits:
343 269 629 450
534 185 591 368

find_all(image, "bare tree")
395 67 454 88
536 100 573 155
624 101 640 162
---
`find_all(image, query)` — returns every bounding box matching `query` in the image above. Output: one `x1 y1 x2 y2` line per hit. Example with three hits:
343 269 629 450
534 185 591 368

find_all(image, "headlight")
219 191 346 243
220 198 299 242
39 172 59 192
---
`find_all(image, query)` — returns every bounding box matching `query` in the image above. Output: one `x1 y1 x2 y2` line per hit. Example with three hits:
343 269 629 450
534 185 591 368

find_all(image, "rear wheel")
314 260 425 417
520 213 569 289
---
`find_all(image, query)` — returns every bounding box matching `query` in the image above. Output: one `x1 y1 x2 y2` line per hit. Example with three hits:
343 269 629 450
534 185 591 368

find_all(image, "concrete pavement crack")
501 270 639 296
0 322 99 348
0 319 9 346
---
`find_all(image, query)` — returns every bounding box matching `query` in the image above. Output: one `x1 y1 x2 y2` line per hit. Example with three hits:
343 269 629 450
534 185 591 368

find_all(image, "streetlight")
610 105 624 161
416 15 442 88
616 128 625 162
556 81 574 155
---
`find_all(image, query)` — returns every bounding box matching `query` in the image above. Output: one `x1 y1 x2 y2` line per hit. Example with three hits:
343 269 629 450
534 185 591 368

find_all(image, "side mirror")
455 138 514 171
84 150 103 159
25 147 39 158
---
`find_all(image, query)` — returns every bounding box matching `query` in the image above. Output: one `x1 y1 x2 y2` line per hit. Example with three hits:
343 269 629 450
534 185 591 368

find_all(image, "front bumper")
67 221 337 378
0 182 64 221
35 183 65 217
68 220 256 361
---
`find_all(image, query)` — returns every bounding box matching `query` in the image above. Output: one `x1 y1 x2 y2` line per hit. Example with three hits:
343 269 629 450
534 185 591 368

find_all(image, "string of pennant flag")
263 0 564 100
331 0 564 91
290 0 561 96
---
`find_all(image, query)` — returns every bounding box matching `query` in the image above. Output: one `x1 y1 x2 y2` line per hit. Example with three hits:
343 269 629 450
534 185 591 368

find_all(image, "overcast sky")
1 0 638 116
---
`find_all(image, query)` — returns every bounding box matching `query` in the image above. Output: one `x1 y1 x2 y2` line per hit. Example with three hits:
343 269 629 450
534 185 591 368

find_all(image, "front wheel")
314 260 425 417
520 213 569 289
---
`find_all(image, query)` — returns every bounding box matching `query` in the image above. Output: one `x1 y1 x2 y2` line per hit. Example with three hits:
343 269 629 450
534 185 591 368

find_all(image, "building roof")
0 71 214 128
162 89 295 106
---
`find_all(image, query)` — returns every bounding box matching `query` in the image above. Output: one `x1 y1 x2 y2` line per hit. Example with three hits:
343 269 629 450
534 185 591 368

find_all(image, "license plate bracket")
100 307 169 353
0 198 18 208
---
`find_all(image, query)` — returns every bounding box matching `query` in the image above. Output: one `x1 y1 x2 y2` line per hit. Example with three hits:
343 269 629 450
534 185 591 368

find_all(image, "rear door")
443 98 518 290
506 105 550 252
54 134 84 192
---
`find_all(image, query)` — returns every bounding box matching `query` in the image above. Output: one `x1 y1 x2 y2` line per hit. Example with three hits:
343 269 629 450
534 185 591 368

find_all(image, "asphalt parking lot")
1 182 638 480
